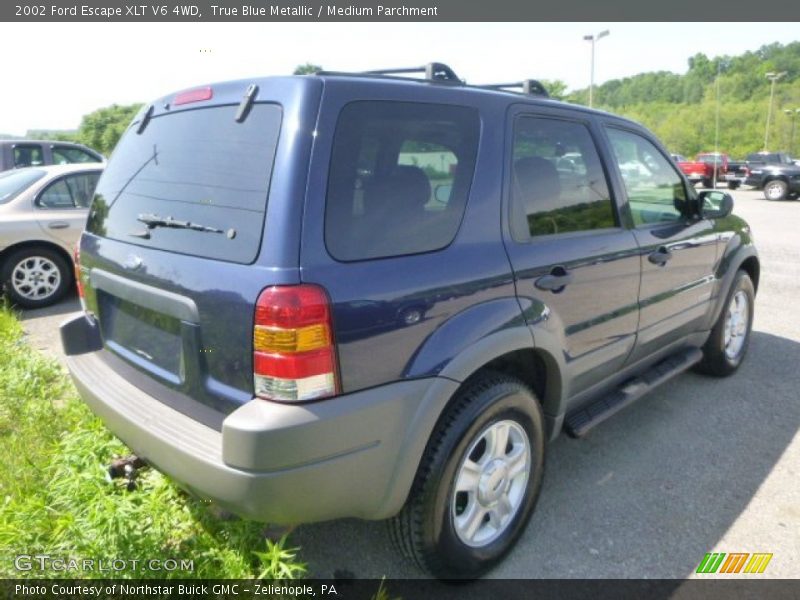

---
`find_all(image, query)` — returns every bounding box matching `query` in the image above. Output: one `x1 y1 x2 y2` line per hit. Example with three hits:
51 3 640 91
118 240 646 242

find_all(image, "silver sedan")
0 163 103 308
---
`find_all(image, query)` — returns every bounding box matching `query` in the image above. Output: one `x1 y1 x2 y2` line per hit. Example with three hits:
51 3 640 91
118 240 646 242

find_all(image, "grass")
0 305 306 579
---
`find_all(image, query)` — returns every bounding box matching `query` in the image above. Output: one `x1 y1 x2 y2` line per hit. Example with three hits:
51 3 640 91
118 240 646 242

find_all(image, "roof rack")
317 62 463 84
480 80 550 97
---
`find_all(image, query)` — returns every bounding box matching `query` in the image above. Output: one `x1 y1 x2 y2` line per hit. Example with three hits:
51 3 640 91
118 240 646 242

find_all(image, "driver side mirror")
697 190 734 219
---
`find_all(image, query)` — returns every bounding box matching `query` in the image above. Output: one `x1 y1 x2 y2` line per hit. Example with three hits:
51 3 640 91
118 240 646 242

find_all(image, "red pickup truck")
677 153 729 188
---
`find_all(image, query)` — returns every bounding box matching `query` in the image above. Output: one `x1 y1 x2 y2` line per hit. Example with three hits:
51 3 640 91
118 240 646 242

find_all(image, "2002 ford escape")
61 63 759 578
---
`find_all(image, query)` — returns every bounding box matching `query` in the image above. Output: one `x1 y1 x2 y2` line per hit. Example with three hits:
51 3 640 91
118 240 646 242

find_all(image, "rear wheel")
695 270 754 377
763 179 788 201
1 247 72 309
702 177 713 189
389 372 545 579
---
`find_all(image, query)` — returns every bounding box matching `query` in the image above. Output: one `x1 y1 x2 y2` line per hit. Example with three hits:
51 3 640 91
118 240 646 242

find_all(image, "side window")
512 117 616 238
13 145 45 168
52 146 99 164
325 102 479 261
605 128 687 226
38 172 100 209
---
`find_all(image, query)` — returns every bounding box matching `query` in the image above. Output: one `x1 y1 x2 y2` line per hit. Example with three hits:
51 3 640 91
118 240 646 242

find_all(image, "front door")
602 126 719 363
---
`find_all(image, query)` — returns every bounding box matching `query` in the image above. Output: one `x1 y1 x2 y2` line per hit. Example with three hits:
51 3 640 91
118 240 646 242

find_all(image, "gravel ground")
17 188 800 579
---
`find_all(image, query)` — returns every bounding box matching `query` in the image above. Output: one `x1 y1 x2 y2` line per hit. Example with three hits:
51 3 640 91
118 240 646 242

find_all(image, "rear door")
34 170 100 246
601 125 718 362
503 107 641 397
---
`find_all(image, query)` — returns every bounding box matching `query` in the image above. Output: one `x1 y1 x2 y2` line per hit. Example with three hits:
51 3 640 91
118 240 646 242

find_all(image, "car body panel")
0 163 103 258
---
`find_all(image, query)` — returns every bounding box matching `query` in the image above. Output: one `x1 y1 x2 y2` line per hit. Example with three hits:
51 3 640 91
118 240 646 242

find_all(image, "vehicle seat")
358 165 432 256
513 157 562 234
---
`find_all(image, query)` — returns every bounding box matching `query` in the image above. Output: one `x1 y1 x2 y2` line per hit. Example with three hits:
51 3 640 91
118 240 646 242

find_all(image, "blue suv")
61 64 759 578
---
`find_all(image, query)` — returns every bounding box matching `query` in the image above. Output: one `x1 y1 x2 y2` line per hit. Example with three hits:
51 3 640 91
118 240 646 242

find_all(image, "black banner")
3 579 800 600
3 0 800 22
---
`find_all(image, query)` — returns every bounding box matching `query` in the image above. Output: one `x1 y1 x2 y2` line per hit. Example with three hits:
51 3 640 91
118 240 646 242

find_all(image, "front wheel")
389 372 545 579
695 270 754 377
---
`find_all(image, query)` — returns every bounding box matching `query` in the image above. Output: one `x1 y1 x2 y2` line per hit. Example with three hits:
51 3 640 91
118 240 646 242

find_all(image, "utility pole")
583 30 609 108
764 72 787 151
785 108 800 156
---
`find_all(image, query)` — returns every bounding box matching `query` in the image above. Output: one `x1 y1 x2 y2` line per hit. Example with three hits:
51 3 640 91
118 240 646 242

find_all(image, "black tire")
695 270 755 377
763 179 788 201
727 181 740 190
1 246 72 309
702 178 713 189
389 372 545 579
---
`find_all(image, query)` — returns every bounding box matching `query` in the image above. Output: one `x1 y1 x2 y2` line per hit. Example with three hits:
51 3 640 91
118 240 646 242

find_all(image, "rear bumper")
62 314 458 524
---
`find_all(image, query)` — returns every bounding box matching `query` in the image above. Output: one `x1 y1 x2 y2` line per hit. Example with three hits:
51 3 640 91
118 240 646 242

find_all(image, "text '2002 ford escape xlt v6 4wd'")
61 63 759 578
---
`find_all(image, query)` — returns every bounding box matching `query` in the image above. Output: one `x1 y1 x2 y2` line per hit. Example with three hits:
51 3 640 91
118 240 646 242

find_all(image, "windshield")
0 169 45 204
86 103 282 264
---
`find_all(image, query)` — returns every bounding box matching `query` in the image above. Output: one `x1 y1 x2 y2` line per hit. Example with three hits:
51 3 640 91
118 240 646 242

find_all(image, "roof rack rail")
481 80 550 97
362 62 463 83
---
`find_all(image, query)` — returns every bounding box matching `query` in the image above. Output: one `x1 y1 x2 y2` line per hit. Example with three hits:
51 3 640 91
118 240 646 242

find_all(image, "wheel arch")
0 239 74 274
376 329 566 519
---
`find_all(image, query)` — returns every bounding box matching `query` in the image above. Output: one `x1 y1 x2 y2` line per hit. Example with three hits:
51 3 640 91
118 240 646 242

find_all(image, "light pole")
764 71 787 151
584 29 610 108
785 108 800 156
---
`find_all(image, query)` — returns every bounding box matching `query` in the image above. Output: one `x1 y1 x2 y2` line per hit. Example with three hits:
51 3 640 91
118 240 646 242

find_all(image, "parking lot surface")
17 188 800 579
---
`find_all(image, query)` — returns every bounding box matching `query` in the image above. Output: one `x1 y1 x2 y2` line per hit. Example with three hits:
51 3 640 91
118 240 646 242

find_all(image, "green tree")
540 79 568 101
75 103 142 156
293 63 323 75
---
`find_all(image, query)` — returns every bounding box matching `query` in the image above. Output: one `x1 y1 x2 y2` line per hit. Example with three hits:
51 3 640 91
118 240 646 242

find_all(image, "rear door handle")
648 246 673 266
47 221 69 230
535 267 573 292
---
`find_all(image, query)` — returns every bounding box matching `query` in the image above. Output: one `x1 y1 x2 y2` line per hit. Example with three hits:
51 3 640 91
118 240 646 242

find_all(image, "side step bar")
564 347 703 438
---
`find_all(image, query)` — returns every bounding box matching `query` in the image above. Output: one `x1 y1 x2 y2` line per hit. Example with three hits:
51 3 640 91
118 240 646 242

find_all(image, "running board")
564 347 703 438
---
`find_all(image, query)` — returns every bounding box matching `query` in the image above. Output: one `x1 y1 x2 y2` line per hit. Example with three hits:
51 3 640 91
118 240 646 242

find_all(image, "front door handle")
648 246 673 266
47 221 69 230
535 266 573 293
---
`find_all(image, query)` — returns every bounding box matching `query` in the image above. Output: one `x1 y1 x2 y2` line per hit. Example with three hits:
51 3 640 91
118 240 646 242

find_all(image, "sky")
1 22 798 135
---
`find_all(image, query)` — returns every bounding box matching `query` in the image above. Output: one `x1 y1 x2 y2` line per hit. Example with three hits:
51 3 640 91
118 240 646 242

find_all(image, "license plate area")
98 290 184 384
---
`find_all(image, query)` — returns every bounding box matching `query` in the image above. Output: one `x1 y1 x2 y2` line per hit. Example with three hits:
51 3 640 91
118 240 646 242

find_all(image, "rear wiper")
138 213 223 233
132 213 229 238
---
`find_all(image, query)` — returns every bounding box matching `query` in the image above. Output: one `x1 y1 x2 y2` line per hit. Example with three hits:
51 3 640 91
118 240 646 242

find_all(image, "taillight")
173 86 213 106
74 244 84 299
253 285 339 403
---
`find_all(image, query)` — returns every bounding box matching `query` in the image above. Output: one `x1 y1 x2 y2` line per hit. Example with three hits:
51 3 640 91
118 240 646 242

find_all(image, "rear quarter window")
324 101 480 261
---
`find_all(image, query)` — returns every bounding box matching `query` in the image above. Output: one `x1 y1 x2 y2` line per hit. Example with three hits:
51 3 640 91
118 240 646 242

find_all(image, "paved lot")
16 188 800 579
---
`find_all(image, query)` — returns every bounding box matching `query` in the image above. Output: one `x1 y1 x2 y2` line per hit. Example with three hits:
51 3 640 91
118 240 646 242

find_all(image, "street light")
784 108 800 157
764 71 787 151
584 29 610 108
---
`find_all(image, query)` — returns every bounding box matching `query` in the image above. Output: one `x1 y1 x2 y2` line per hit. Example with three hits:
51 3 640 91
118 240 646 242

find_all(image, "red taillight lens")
74 244 84 299
253 285 339 403
173 86 213 106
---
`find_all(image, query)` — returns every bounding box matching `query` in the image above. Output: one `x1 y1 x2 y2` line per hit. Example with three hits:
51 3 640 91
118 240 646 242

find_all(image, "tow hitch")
107 455 148 491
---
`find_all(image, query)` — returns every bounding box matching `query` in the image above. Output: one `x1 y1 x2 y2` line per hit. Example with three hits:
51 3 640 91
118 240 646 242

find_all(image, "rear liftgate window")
86 103 282 264
325 101 480 261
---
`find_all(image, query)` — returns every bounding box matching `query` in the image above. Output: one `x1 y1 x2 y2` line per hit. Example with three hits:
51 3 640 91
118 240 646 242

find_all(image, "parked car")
677 152 731 188
60 65 759 579
744 151 800 200
0 163 103 307
0 140 104 173
670 153 687 163
724 158 748 189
